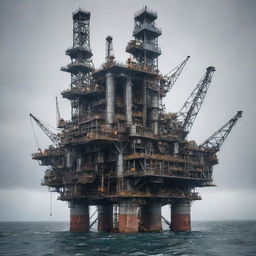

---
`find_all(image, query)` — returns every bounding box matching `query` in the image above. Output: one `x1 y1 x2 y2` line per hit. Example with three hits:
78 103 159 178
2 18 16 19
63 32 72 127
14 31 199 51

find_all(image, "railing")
79 113 104 123
61 61 94 72
66 45 92 54
123 167 210 181
63 129 120 145
133 23 162 36
107 190 201 200
124 153 201 166
94 60 157 75
126 40 161 54
31 148 63 159
58 190 102 199
62 86 104 97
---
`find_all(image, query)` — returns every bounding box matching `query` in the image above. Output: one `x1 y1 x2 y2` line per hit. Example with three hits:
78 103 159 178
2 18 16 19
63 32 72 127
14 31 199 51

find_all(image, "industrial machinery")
31 6 242 233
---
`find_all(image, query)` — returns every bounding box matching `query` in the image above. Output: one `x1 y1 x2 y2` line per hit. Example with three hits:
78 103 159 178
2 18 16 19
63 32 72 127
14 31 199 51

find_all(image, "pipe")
151 94 159 135
106 72 115 128
117 152 123 177
125 77 132 126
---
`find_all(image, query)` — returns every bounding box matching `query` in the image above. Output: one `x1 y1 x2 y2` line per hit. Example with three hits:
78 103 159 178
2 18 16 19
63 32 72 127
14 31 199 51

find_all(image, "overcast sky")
0 0 255 222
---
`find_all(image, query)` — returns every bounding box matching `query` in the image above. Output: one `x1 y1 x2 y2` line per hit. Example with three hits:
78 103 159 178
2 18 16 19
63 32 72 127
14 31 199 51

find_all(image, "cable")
40 119 59 131
30 115 40 150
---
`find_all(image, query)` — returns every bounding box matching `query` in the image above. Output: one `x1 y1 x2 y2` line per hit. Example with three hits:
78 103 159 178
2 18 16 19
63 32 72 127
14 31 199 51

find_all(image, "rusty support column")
70 202 89 232
119 201 139 233
97 204 113 232
140 203 162 231
171 200 191 231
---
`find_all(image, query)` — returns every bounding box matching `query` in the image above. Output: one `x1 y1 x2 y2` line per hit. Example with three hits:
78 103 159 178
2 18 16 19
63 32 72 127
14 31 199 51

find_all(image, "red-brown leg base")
171 214 191 232
70 203 89 232
70 215 89 232
118 201 139 233
171 200 191 232
119 214 139 233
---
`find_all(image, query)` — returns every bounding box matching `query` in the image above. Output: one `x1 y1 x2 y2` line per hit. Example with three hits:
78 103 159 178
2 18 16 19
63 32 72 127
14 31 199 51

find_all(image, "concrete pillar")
70 203 89 232
119 201 139 233
125 77 132 126
171 200 191 232
97 205 113 232
140 203 162 231
106 72 115 128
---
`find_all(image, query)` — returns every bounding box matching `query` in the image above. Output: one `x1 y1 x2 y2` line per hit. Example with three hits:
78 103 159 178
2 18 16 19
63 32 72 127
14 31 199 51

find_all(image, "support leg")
140 203 162 231
97 204 113 232
70 203 89 232
118 201 139 233
171 200 191 232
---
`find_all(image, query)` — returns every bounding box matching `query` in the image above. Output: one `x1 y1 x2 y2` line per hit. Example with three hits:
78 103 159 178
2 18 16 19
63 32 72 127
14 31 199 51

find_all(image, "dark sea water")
0 221 255 256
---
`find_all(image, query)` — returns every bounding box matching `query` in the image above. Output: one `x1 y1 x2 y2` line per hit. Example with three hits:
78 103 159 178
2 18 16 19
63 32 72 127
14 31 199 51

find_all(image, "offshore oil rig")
31 7 242 233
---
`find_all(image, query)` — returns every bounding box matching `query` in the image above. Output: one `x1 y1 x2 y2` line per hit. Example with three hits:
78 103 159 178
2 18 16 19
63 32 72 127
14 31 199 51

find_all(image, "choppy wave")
0 221 255 256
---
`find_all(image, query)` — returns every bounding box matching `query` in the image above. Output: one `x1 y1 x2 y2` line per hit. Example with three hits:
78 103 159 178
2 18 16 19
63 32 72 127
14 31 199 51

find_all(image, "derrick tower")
126 6 161 70
61 9 94 119
31 6 242 233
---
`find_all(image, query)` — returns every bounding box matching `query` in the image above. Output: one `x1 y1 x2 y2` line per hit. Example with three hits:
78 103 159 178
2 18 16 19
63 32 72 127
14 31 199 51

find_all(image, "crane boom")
160 56 190 96
200 111 242 152
179 66 216 133
56 97 61 127
30 113 60 146
56 97 66 128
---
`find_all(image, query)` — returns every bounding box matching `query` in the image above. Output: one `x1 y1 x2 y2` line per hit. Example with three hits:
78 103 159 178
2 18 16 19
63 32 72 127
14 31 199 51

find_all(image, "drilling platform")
31 7 242 233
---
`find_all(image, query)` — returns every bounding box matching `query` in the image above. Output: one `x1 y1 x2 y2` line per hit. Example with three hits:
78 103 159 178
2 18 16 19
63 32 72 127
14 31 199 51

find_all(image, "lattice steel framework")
179 66 216 133
200 111 242 151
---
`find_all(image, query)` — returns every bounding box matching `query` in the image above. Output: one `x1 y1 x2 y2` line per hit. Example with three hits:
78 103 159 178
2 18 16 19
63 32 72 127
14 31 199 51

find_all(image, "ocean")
0 221 255 256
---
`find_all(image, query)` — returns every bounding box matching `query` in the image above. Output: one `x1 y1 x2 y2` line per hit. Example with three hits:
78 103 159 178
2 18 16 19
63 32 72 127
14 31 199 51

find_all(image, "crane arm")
30 113 60 146
179 66 216 133
160 56 190 96
200 111 242 152
56 97 66 128
56 97 61 126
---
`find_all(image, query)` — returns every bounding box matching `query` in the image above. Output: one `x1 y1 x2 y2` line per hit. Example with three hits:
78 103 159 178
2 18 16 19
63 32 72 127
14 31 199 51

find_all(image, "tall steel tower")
61 9 94 119
126 6 162 71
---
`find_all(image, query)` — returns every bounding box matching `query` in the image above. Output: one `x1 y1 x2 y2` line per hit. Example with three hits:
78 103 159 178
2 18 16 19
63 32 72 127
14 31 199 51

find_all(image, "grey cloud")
0 0 255 219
